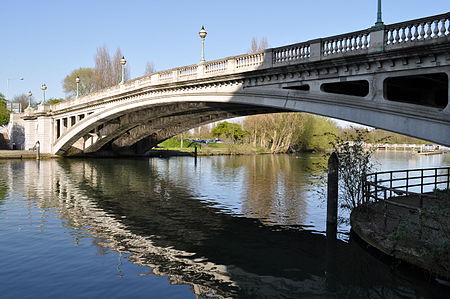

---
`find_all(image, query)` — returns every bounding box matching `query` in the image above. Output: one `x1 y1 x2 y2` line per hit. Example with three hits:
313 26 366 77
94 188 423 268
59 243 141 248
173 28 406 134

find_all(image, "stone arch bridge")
23 13 450 156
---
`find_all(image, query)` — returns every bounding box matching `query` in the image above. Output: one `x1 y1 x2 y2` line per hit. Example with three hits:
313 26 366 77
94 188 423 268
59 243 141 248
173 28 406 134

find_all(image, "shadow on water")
14 158 450 298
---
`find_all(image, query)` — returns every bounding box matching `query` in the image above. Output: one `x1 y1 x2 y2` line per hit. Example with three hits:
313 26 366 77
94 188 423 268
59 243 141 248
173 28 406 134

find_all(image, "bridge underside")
62 102 284 157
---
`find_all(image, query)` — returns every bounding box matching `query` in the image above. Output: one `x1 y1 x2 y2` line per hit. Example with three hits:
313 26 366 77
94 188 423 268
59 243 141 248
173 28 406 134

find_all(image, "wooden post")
194 144 198 167
326 152 338 292
35 141 40 160
326 152 339 234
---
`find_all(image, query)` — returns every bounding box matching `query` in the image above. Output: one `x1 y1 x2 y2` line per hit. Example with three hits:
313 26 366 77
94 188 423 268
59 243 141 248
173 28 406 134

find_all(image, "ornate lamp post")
120 56 127 84
76 76 80 98
6 77 24 110
374 0 384 28
27 91 32 108
40 84 47 104
198 26 207 63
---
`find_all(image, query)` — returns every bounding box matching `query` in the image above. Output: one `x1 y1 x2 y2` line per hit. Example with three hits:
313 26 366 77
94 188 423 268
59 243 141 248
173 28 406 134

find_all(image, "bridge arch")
52 85 450 156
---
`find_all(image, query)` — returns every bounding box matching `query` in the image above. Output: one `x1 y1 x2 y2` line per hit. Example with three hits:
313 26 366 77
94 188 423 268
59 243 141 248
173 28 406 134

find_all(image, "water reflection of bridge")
3 158 448 298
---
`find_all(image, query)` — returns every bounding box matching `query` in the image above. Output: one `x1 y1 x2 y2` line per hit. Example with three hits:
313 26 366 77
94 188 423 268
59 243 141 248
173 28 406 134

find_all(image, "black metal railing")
363 167 450 209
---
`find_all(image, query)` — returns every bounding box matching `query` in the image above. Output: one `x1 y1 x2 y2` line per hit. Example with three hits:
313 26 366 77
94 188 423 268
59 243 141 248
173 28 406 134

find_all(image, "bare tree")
112 48 130 84
144 62 156 75
250 37 258 53
94 45 113 89
93 46 130 90
12 94 29 110
249 37 269 53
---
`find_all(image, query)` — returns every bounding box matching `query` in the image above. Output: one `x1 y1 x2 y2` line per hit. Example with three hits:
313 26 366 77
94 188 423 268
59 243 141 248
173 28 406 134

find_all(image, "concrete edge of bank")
350 202 450 280
0 150 59 159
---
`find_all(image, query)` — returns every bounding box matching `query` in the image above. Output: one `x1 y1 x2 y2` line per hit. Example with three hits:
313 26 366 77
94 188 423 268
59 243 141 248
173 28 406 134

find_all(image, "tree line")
188 112 431 154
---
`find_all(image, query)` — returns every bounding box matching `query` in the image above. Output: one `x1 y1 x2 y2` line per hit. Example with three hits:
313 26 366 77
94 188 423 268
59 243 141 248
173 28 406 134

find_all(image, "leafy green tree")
298 115 338 151
63 67 96 97
211 121 247 142
46 98 65 104
0 93 9 126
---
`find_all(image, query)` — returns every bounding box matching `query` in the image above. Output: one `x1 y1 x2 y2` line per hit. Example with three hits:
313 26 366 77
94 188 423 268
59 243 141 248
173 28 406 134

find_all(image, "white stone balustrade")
273 43 310 64
322 30 370 57
205 60 228 74
385 13 449 48
236 52 265 69
40 12 450 116
178 65 198 79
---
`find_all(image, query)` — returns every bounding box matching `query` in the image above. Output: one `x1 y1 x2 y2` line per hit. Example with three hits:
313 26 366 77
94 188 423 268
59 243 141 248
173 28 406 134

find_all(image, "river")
0 152 449 298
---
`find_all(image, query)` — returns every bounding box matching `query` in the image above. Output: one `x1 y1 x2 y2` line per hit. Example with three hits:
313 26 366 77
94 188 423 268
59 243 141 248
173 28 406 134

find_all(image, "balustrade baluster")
407 25 413 41
426 21 432 39
363 34 369 48
394 28 400 43
448 18 450 36
433 20 439 38
357 35 362 49
413 24 419 40
401 27 406 42
419 23 426 40
388 30 395 44
440 19 446 36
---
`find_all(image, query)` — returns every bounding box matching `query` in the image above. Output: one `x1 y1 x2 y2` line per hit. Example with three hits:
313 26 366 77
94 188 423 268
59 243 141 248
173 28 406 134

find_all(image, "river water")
0 152 449 298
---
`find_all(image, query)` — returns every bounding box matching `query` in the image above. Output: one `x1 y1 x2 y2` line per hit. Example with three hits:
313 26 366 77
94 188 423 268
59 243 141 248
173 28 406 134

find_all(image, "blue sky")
2 0 449 100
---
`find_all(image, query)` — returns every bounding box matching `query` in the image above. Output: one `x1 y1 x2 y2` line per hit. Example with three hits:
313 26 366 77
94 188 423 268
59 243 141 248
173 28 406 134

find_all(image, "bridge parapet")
47 12 449 114
385 12 449 49
321 29 370 57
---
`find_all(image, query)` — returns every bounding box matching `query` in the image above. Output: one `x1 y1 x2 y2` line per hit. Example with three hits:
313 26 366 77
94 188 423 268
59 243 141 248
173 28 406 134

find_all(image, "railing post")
227 58 237 74
261 49 273 68
406 170 409 194
435 168 438 191
389 171 393 198
421 169 424 194
327 152 339 235
309 39 322 61
447 168 450 190
172 70 179 82
197 63 206 79
374 173 378 201
368 27 385 53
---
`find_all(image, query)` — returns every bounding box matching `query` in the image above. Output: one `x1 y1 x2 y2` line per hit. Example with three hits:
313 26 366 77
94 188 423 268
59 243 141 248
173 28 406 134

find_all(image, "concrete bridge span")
22 12 450 156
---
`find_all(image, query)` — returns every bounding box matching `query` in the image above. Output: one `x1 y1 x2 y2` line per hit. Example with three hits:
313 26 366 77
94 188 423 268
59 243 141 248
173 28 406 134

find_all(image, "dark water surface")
0 152 449 298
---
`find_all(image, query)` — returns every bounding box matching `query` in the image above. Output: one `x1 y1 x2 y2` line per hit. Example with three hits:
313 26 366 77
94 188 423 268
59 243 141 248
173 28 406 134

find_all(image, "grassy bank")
152 139 269 156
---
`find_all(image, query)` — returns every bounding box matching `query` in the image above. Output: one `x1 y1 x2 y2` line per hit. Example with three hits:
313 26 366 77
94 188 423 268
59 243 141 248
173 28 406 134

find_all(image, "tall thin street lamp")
120 56 127 84
198 26 207 63
40 84 47 104
6 77 24 102
76 76 80 98
27 91 32 108
374 0 384 28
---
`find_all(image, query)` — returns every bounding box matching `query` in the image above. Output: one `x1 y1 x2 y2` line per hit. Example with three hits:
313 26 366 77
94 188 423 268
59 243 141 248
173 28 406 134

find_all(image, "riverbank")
350 191 450 280
0 150 57 159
